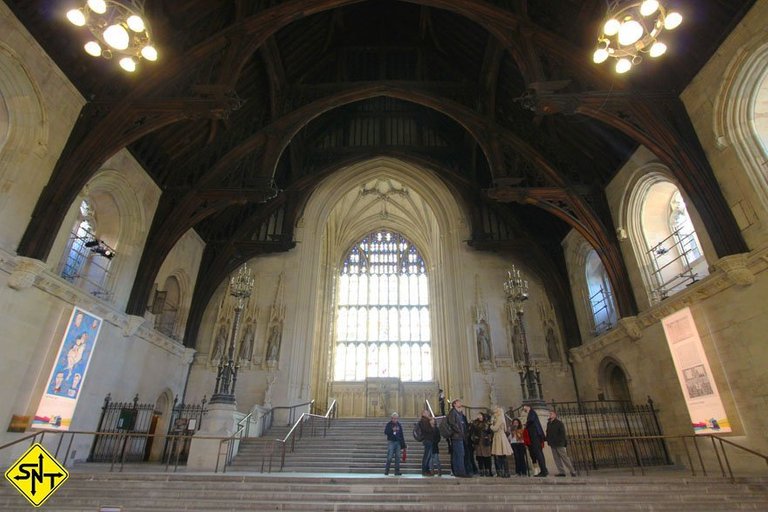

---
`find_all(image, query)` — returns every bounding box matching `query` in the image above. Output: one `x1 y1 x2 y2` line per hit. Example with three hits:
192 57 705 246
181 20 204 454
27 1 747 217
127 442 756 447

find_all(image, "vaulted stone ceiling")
7 0 754 347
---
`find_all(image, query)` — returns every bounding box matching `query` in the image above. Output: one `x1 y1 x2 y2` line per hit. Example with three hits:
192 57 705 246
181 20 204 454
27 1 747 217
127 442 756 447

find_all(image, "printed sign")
4 443 69 507
32 307 103 431
661 307 731 434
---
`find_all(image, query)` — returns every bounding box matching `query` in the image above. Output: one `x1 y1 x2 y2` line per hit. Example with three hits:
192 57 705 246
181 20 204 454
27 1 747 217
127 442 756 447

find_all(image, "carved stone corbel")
122 315 146 337
618 316 643 341
183 347 197 365
712 253 754 286
8 256 48 290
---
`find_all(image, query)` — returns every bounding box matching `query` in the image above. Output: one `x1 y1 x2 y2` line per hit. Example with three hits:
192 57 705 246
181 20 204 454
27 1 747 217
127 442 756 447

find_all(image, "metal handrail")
566 433 768 482
0 429 235 473
215 409 256 473
271 400 315 425
216 400 317 473
268 399 337 472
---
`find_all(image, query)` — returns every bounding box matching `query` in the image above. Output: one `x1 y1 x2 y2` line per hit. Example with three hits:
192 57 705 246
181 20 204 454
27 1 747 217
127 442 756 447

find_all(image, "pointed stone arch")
714 39 768 214
290 157 472 408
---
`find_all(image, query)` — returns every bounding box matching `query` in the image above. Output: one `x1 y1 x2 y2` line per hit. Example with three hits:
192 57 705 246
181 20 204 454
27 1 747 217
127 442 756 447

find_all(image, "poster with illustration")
32 307 103 430
661 307 731 434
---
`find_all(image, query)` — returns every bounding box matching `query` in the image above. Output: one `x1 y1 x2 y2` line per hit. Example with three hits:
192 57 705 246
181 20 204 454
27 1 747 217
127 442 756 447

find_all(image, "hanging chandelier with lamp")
65 0 158 73
592 0 682 74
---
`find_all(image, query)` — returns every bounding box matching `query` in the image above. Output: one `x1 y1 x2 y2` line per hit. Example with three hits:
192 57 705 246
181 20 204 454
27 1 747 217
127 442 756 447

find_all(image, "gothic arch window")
333 230 432 382
629 175 709 304
154 276 181 339
598 357 633 403
585 249 617 335
716 41 768 211
58 198 116 301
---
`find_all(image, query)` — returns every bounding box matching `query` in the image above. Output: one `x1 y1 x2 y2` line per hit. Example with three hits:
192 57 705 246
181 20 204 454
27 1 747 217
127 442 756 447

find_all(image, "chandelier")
592 1 682 74
66 0 158 73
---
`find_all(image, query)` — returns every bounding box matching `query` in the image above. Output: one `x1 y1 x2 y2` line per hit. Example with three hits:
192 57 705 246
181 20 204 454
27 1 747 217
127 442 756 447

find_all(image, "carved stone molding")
618 316 643 341
711 253 755 286
123 315 146 337
8 256 48 290
183 347 197 365
0 248 187 358
571 247 767 361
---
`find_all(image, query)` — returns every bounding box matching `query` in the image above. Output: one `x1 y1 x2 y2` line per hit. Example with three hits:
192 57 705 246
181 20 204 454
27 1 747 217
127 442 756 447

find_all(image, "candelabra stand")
210 264 254 405
504 265 545 406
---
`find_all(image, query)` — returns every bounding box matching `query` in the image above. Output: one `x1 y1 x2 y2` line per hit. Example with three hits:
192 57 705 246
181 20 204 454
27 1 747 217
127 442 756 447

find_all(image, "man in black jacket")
546 409 577 477
522 404 548 477
384 412 406 475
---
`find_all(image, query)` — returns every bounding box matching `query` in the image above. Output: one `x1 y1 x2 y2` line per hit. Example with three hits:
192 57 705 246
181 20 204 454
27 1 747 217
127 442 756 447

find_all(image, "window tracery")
334 230 432 381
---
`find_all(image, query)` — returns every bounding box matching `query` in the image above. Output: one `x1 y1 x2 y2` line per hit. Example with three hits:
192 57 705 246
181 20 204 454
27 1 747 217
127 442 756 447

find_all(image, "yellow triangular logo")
4 443 69 507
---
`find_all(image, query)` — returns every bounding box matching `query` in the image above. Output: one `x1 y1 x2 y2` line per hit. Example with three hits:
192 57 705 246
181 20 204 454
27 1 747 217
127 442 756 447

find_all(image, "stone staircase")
3 418 766 510
231 417 428 474
1 472 767 511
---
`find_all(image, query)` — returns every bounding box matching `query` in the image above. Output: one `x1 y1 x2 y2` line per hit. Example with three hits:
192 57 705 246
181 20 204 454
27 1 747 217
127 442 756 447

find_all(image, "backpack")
439 418 453 439
412 422 424 442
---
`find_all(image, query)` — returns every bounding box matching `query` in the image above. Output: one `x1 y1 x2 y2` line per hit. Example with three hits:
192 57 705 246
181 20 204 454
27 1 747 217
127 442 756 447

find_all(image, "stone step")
1 474 767 512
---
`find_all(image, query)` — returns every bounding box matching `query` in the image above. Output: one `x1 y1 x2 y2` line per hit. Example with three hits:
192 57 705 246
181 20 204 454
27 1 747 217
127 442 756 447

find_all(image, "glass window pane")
355 343 366 381
334 230 431 382
337 307 348 341
400 344 412 381
399 274 409 304
358 307 368 341
418 274 429 305
368 344 378 377
389 344 399 379
359 274 369 305
339 275 349 305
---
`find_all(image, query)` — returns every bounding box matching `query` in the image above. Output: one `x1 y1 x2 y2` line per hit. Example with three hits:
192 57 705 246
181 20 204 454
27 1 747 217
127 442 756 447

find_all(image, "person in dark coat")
522 404 548 477
384 412 406 475
546 409 577 477
447 399 470 477
418 409 436 475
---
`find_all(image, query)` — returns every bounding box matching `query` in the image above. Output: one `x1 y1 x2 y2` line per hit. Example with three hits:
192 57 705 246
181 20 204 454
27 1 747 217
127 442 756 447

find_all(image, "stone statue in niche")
546 326 561 362
476 318 492 363
264 374 277 408
210 323 228 363
265 273 286 367
265 323 282 364
511 318 524 363
238 319 255 363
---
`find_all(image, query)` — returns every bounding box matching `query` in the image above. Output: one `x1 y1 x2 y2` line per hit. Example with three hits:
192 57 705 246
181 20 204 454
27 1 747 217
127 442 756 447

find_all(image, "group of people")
383 399 578 478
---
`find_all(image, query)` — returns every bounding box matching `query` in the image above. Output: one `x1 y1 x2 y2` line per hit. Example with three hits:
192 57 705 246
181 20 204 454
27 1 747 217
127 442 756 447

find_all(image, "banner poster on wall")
661 307 731 434
32 307 103 430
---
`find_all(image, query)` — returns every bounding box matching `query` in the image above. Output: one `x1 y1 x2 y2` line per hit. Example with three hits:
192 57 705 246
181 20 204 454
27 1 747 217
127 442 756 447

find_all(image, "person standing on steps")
384 412 406 476
546 409 578 477
418 409 436 476
438 389 446 416
447 399 470 477
522 404 548 477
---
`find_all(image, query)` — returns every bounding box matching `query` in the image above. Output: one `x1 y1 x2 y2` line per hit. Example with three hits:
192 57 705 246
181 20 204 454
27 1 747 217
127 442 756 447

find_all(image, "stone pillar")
186 402 238 471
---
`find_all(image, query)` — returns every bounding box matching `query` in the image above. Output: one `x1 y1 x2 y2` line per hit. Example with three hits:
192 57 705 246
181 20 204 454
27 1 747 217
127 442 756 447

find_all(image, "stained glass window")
334 230 432 381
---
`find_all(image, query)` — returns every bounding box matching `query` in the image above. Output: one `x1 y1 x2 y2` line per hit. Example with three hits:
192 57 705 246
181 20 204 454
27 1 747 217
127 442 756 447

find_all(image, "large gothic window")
585 250 617 335
333 230 432 382
58 199 115 301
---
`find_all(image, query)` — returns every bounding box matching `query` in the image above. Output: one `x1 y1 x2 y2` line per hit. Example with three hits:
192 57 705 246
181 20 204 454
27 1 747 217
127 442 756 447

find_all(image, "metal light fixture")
210 264 255 405
593 0 682 74
65 0 158 73
504 265 544 405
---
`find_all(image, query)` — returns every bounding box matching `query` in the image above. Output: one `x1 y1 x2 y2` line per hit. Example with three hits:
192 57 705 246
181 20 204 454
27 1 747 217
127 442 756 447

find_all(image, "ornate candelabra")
504 265 544 405
210 264 254 405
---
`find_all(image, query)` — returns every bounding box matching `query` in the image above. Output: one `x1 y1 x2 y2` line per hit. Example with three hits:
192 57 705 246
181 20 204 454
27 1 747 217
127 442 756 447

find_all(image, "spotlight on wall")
86 239 116 259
